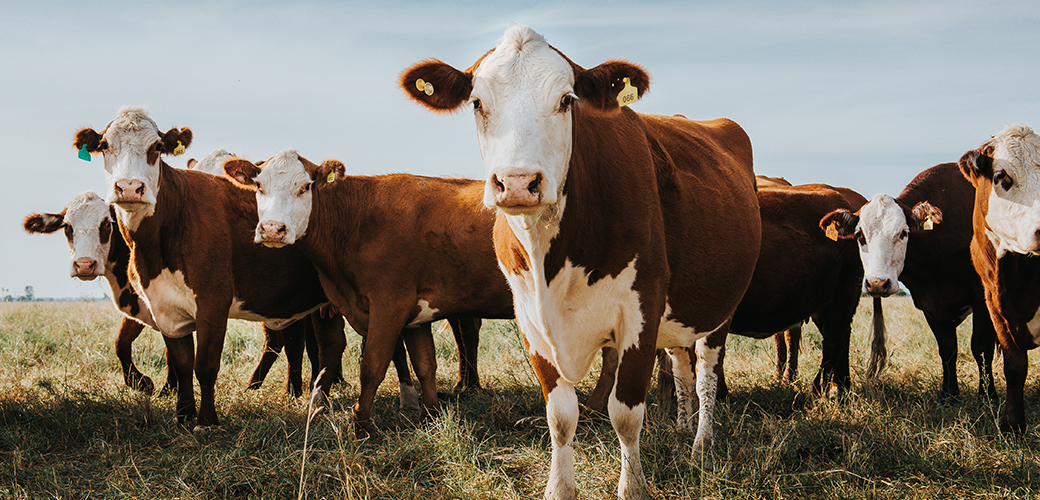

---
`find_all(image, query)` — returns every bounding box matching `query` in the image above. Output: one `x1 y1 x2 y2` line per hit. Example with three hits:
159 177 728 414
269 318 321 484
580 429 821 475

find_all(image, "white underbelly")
655 302 725 348
1026 303 1040 346
141 269 197 338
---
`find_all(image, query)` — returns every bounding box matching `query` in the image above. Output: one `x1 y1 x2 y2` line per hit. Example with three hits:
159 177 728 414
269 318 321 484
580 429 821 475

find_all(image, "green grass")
0 298 1038 499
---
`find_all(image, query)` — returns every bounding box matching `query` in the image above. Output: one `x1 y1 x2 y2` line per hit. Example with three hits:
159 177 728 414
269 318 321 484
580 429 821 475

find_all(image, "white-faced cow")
74 107 347 430
821 163 998 399
402 25 760 499
958 124 1040 432
223 150 514 430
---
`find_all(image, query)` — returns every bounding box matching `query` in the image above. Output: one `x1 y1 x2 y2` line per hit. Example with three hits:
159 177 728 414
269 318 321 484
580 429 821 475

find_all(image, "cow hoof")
128 375 155 395
399 385 421 412
174 414 197 431
999 417 1025 435
192 424 221 436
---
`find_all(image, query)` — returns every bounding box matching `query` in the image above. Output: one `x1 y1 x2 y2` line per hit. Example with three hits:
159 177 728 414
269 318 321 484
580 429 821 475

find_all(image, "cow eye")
560 94 576 112
856 230 866 246
255 181 265 194
994 170 1014 190
472 98 482 112
63 224 73 239
899 228 909 239
297 183 311 196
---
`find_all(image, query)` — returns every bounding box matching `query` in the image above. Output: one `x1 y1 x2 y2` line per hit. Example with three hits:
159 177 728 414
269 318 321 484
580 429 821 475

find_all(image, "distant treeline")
2 286 108 302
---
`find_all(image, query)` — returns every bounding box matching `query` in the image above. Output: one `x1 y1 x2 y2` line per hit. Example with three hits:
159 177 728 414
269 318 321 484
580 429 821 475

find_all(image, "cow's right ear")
314 159 346 185
223 158 262 188
73 128 106 154
400 59 473 112
574 59 650 112
24 209 67 234
819 209 859 240
959 144 994 184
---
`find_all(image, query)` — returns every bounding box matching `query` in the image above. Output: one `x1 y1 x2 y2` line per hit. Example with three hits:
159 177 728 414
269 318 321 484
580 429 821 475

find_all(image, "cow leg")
158 337 180 398
247 325 284 390
667 346 696 433
165 334 196 427
970 303 998 400
773 331 787 381
401 324 439 422
655 349 675 416
784 325 802 383
392 337 419 411
692 330 727 454
281 321 307 398
354 306 410 435
586 346 618 413
114 317 153 394
447 318 482 393
537 360 578 500
309 312 346 388
811 307 853 397
923 311 960 398
1000 345 1028 434
194 309 230 430
610 339 656 500
715 343 728 401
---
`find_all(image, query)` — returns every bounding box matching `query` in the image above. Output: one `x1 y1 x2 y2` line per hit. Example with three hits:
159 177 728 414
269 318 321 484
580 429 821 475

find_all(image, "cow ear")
223 158 261 188
819 209 859 240
401 59 473 112
24 210 66 234
158 127 193 156
573 60 650 112
186 158 198 169
959 144 994 184
73 128 106 153
315 159 346 185
910 201 942 232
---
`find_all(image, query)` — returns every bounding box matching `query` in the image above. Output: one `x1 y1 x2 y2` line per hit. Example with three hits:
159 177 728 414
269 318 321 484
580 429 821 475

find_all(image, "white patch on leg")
693 338 722 453
406 299 440 327
608 395 649 499
545 381 578 500
666 347 696 434
399 382 420 412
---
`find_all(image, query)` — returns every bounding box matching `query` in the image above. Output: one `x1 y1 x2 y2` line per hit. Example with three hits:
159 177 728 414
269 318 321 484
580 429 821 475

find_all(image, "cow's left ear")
959 143 994 184
24 209 67 234
223 158 261 188
73 128 106 154
819 209 859 240
910 201 942 232
573 60 650 112
401 59 474 113
314 159 346 185
158 127 193 156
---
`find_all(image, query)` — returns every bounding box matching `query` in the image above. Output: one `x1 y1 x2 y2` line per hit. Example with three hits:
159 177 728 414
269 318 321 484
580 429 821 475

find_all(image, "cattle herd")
19 25 1040 500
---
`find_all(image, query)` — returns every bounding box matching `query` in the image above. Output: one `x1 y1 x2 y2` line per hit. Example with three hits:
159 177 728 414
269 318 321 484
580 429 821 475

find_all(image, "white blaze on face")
470 25 574 214
62 192 114 279
855 194 909 296
101 107 163 218
190 149 235 176
981 125 1040 257
252 149 314 245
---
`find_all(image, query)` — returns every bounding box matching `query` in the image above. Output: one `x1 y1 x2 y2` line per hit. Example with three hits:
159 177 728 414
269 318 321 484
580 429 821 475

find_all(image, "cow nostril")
276 226 286 235
491 174 505 193
527 173 542 194
135 185 145 196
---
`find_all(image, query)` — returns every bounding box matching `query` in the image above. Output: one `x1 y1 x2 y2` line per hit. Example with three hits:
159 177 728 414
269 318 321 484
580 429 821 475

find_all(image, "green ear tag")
78 144 91 162
172 141 186 156
617 77 638 107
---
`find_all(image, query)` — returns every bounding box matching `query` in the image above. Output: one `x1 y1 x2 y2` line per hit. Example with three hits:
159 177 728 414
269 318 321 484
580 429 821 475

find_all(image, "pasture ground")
0 298 1038 499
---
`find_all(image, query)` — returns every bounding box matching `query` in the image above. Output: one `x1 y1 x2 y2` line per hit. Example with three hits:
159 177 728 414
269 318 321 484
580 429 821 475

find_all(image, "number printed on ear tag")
617 77 638 107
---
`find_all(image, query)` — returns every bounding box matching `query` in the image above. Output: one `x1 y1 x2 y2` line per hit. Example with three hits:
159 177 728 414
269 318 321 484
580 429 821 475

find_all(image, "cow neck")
115 162 188 289
302 174 370 276
502 105 653 290
898 163 974 281
993 250 1040 350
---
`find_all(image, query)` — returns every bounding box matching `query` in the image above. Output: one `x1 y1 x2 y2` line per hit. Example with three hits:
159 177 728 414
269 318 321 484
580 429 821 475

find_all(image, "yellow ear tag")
923 215 934 231
825 222 839 241
617 77 638 107
172 141 185 156
416 78 434 96
326 170 336 183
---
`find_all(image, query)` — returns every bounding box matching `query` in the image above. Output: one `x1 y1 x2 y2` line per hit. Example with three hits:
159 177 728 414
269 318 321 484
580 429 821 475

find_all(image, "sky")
2 1 1038 299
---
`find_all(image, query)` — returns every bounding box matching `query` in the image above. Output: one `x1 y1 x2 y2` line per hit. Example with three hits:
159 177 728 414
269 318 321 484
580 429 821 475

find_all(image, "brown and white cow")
821 163 998 399
402 25 760 499
958 124 1040 432
74 107 349 430
223 150 514 430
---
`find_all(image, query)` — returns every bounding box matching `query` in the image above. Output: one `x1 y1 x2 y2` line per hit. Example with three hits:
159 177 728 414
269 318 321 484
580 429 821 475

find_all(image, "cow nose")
258 221 288 242
73 257 98 277
864 278 894 297
114 180 146 203
490 172 544 208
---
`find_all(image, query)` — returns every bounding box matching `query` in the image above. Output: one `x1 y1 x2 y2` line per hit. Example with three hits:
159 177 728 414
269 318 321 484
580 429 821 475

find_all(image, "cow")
592 182 870 414
222 150 514 430
401 25 761 499
820 162 998 399
958 124 1040 433
74 107 348 430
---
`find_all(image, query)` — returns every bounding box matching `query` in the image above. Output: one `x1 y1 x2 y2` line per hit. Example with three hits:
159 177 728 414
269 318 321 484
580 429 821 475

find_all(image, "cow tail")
865 296 888 379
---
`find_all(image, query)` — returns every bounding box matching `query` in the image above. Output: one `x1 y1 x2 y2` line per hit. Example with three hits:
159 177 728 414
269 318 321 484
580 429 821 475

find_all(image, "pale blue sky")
3 1 1038 298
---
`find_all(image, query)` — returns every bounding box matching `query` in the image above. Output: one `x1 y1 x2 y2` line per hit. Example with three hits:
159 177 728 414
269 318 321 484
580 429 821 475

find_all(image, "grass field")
0 298 1038 499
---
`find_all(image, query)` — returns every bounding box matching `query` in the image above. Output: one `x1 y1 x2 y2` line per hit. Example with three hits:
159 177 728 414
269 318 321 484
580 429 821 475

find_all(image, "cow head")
187 149 235 176
24 191 115 280
224 149 341 247
76 107 192 223
820 194 942 296
401 24 649 218
959 124 1040 257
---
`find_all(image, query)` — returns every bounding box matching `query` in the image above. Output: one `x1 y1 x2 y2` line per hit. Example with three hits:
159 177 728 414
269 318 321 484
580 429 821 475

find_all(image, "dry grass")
0 298 1038 499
